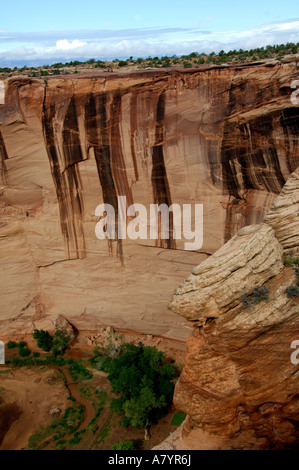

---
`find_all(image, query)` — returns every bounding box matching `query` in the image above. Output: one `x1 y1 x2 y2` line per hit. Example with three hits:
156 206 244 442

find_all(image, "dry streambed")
0 352 183 450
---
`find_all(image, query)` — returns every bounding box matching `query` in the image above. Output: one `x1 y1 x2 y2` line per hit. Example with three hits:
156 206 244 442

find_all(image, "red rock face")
0 64 298 339
174 308 299 449
167 170 299 450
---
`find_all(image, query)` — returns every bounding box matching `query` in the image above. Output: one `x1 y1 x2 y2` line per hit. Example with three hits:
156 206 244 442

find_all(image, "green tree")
18 342 31 357
122 382 167 435
104 342 176 438
33 329 53 352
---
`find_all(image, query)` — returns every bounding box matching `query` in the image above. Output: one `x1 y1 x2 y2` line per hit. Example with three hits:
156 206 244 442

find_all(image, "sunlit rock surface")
0 64 298 339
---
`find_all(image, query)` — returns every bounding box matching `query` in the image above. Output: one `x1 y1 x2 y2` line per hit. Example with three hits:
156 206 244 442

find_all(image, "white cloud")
56 39 87 50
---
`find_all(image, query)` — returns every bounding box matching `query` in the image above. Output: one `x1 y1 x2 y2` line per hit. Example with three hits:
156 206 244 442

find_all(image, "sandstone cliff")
0 63 298 339
156 169 299 450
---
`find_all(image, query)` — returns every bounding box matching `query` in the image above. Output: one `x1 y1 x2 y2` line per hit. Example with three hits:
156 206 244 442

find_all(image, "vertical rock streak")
42 89 86 259
151 91 175 249
280 107 299 172
84 92 123 260
129 92 139 182
109 91 134 208
0 129 8 184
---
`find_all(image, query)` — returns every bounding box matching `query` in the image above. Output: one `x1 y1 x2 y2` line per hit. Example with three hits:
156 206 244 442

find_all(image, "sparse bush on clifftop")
285 285 299 298
241 286 269 308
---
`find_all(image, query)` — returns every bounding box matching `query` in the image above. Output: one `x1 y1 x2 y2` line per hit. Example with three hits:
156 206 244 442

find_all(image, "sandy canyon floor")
0 330 186 450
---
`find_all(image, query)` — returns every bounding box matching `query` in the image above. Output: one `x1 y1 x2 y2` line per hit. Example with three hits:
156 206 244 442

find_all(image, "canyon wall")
0 63 298 339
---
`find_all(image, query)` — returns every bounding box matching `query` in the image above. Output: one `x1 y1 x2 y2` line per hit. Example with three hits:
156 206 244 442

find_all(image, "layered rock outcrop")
0 63 298 338
264 168 299 254
158 169 299 450
169 223 283 322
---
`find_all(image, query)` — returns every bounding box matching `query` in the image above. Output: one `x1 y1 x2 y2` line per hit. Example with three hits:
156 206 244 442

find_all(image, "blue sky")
0 0 299 65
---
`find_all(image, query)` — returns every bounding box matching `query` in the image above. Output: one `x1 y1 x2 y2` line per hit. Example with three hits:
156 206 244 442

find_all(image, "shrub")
241 286 269 307
111 440 136 450
68 360 93 381
7 341 17 349
284 256 299 266
53 356 66 366
285 285 299 298
18 345 31 357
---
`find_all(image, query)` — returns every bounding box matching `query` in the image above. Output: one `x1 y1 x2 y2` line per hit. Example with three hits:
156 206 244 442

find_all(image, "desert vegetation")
2 330 182 450
284 255 299 297
241 285 270 308
91 341 177 439
0 42 298 78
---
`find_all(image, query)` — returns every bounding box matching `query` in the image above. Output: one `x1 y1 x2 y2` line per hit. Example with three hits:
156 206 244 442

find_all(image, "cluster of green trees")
33 328 71 356
177 44 298 65
6 329 181 446
6 328 71 365
7 340 31 357
117 42 298 67
92 341 176 437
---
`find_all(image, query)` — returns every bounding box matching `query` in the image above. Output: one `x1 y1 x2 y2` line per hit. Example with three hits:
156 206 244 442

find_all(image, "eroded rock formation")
0 63 298 339
158 169 299 450
264 168 299 254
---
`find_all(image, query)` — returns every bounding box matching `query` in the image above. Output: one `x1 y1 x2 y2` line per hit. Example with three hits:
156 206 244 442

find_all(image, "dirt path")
58 367 95 431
